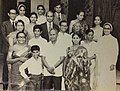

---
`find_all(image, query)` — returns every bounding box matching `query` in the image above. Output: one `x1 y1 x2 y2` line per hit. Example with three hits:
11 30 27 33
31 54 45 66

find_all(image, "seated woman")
7 32 30 90
7 20 26 47
63 33 91 91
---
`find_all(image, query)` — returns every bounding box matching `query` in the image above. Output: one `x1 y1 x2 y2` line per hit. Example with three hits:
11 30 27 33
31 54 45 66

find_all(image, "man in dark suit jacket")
40 11 59 42
0 8 17 90
53 3 67 26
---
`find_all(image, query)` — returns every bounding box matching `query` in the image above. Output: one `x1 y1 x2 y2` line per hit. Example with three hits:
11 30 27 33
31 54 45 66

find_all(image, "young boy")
19 45 44 90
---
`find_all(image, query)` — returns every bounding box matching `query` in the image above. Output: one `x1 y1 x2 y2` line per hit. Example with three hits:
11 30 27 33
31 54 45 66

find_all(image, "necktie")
58 13 61 21
49 23 51 31
12 22 15 31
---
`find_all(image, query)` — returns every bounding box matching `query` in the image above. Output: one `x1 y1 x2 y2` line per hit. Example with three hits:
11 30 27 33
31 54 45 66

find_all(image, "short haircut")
16 31 26 39
33 25 42 32
49 28 59 35
29 12 38 19
46 11 54 17
31 45 40 52
86 29 94 35
59 20 67 26
8 8 17 13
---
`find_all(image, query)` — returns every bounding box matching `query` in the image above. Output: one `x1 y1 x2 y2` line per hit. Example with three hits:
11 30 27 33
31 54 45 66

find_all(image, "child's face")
32 50 40 58
30 14 37 23
34 29 41 38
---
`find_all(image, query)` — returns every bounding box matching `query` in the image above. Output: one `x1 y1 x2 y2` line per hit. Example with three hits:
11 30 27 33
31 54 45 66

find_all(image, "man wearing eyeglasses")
0 8 17 90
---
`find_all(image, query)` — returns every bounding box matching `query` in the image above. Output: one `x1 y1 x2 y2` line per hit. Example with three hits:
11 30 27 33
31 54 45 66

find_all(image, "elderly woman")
97 23 119 91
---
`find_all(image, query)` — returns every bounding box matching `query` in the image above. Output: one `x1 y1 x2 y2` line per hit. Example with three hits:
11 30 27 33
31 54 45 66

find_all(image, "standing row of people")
0 3 119 91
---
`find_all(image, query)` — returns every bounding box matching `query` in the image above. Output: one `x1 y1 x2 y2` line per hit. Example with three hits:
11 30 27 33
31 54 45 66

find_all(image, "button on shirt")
19 57 43 79
28 36 47 56
44 40 65 76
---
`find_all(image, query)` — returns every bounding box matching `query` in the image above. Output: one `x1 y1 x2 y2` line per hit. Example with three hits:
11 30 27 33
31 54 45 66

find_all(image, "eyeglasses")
9 13 16 15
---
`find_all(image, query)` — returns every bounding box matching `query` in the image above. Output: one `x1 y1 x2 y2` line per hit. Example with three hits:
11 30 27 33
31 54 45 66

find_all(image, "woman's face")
19 6 25 16
103 25 111 35
72 34 81 45
94 16 101 25
30 14 37 23
77 12 84 21
37 6 44 15
86 32 94 41
17 33 26 44
16 22 24 31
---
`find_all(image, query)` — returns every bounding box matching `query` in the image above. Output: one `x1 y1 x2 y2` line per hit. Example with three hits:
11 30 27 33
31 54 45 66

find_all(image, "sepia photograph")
0 0 120 91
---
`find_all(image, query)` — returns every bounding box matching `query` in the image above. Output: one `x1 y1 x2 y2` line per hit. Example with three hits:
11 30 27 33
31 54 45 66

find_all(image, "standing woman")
15 4 30 25
25 12 38 40
69 10 88 34
63 33 91 91
7 32 30 90
81 29 97 91
91 16 103 42
97 23 119 91
7 20 26 47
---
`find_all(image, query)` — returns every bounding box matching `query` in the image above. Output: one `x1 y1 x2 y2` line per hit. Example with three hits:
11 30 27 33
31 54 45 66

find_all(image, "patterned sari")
64 46 91 91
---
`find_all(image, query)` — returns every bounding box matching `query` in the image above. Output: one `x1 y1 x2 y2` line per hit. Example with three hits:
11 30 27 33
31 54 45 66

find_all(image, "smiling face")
32 50 40 59
86 31 94 41
77 12 84 21
72 34 81 45
37 6 45 15
16 22 24 31
49 29 58 42
33 28 41 38
30 14 37 23
103 24 112 35
17 33 26 44
46 11 54 23
8 9 17 21
60 22 68 33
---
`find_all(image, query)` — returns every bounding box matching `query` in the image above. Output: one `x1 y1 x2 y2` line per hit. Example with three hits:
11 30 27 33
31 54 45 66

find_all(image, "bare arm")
54 56 65 68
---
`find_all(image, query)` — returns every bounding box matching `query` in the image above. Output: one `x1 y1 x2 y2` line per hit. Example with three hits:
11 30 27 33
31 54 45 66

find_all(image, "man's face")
60 22 68 33
54 5 61 13
30 14 37 23
32 50 40 58
37 6 44 15
34 28 41 38
49 30 58 42
8 9 17 20
46 12 54 23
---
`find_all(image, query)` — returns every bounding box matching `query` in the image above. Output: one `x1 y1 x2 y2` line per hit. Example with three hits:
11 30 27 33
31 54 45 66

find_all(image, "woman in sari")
7 32 30 90
63 33 91 91
7 20 26 47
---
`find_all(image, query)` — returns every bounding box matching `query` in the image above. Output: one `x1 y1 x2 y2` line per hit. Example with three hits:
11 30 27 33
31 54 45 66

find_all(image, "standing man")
40 11 59 42
43 28 65 90
53 3 67 26
0 8 17 90
36 5 47 25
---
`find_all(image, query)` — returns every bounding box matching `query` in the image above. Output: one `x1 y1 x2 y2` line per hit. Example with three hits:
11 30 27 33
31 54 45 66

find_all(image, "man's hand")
47 67 55 74
110 64 115 71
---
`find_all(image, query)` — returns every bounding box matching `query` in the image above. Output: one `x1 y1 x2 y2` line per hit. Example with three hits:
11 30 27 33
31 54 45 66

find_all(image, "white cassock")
96 34 119 91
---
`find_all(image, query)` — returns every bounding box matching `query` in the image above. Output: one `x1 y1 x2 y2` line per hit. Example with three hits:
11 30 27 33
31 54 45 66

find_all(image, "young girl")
91 16 103 42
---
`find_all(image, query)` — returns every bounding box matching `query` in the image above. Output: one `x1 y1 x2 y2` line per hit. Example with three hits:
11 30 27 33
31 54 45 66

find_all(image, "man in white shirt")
28 25 47 56
43 28 65 90
58 20 72 53
19 45 44 90
36 5 47 25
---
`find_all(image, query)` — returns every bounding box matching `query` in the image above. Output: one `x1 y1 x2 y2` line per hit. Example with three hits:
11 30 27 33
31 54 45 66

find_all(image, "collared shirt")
19 57 43 79
47 22 53 32
36 15 47 25
55 12 62 20
10 19 15 25
44 40 65 76
28 36 47 56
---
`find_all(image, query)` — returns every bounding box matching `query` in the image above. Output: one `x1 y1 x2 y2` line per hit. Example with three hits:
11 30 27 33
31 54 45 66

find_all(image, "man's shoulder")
2 20 10 25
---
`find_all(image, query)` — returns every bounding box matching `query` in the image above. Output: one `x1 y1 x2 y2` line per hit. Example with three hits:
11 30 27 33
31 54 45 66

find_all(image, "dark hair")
92 15 103 27
59 20 67 26
31 45 40 52
76 10 85 20
29 12 38 19
37 5 45 14
86 29 94 35
15 20 25 32
8 8 17 13
16 31 26 39
33 25 42 32
72 32 82 39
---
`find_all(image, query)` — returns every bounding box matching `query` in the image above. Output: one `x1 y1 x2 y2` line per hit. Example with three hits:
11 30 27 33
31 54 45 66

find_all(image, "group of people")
0 2 119 91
